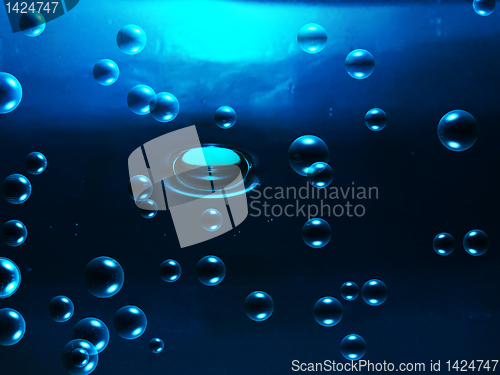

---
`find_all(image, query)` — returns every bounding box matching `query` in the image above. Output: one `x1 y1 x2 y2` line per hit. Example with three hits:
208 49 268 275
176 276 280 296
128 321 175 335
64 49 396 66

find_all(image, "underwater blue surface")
0 0 499 374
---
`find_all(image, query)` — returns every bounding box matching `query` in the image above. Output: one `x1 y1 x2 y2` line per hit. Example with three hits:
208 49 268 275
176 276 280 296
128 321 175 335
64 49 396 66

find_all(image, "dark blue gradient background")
0 0 499 374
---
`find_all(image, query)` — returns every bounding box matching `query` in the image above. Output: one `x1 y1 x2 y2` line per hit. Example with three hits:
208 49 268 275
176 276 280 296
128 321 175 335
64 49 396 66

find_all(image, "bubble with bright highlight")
117 24 147 55
61 339 98 375
72 317 110 353
433 232 455 256
48 295 74 323
83 256 124 298
0 257 21 299
137 199 158 219
365 108 387 131
2 174 31 204
25 151 47 175
361 279 388 306
473 0 495 16
201 208 223 232
302 218 332 248
0 72 22 114
244 291 274 322
288 135 329 176
297 23 327 54
0 308 26 346
307 162 333 188
93 59 119 86
149 338 164 353
340 334 367 360
150 92 179 122
463 229 489 256
196 255 226 286
214 106 237 129
127 85 157 115
71 348 89 368
113 305 148 340
437 110 478 152
345 49 375 79
159 259 182 283
19 11 46 37
1 220 28 247
127 175 153 201
313 297 343 327
340 282 359 301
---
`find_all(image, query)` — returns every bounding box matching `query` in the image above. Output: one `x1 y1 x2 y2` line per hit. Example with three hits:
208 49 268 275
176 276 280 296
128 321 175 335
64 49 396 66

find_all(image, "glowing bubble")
71 348 89 368
149 338 164 353
116 24 147 55
93 59 119 86
302 218 332 249
127 85 157 115
365 108 387 131
0 257 21 299
433 232 455 256
307 162 333 188
297 23 327 54
196 255 226 286
473 0 495 16
463 229 489 256
345 49 375 79
288 135 329 176
313 297 343 327
1 220 27 247
437 110 478 152
159 259 182 283
0 308 26 346
150 92 179 122
61 339 98 375
340 282 359 301
214 106 237 129
25 151 47 175
48 295 74 323
361 279 388 306
72 317 110 353
127 175 153 201
0 72 22 114
19 11 46 37
83 256 124 298
113 305 147 340
2 174 31 204
137 199 158 219
244 291 274 322
340 334 367 361
200 208 223 232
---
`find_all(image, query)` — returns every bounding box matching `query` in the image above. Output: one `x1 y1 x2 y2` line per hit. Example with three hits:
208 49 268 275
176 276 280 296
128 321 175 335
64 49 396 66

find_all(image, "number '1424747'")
6 2 58 13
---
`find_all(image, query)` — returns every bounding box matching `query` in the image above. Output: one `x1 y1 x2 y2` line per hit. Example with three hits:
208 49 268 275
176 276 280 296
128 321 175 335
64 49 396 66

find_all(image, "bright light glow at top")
145 1 302 63
446 113 459 121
